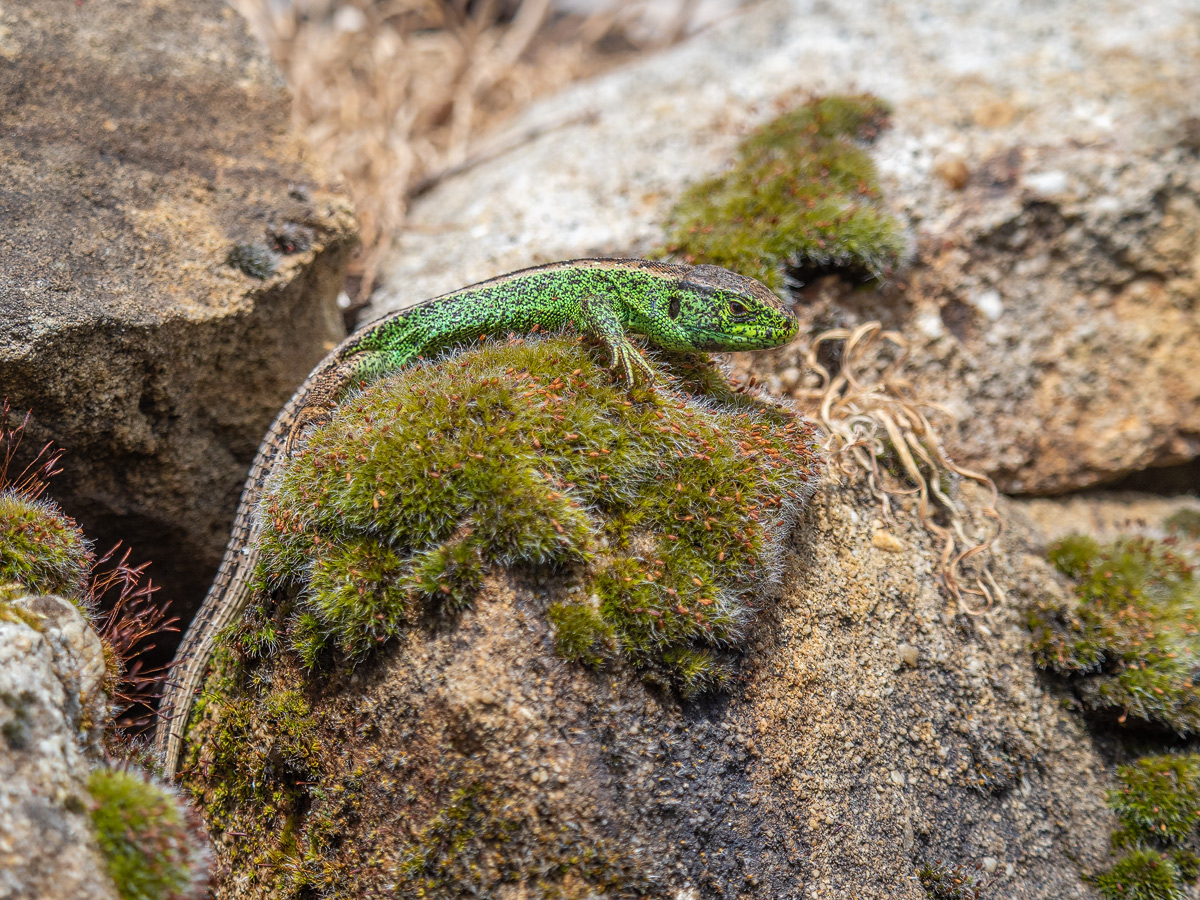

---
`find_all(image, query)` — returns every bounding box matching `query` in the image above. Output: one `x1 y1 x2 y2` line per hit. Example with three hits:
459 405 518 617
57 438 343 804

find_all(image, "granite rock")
0 591 114 900
0 0 356 619
182 480 1117 899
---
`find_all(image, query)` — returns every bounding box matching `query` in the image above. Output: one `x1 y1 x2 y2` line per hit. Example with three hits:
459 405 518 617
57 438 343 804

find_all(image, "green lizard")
155 258 799 777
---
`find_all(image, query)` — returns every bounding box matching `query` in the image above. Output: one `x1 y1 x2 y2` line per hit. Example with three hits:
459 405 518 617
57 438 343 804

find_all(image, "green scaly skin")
155 258 798 778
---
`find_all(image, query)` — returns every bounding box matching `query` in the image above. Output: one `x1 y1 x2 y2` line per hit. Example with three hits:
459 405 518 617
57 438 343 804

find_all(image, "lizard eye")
728 300 748 316
668 295 681 319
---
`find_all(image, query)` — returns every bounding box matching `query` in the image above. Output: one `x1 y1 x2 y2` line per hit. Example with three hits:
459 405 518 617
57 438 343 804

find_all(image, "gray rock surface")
0 591 114 900
0 0 356 617
371 0 1200 495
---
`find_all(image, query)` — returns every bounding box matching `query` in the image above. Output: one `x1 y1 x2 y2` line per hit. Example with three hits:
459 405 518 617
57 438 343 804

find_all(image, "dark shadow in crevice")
1093 457 1200 497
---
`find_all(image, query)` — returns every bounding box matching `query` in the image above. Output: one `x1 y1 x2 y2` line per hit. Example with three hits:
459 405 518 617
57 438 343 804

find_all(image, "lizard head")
669 265 799 351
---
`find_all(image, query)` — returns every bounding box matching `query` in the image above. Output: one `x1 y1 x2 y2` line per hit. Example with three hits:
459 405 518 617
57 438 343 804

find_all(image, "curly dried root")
797 322 1003 615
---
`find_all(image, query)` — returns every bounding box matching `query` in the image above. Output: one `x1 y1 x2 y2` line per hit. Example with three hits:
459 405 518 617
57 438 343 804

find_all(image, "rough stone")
370 0 1200 495
184 481 1117 899
0 0 356 619
0 592 114 900
1015 491 1200 545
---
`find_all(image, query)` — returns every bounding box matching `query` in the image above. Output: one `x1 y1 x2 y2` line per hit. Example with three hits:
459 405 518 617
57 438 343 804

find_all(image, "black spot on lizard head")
672 264 799 351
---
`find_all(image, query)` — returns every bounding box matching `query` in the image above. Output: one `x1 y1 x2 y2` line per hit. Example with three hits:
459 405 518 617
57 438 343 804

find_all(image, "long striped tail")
153 346 358 777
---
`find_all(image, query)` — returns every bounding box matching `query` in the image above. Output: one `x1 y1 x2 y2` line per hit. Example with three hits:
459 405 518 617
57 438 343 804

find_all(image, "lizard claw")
608 343 656 386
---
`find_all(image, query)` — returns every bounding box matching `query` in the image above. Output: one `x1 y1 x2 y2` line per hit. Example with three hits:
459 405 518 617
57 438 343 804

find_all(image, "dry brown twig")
796 322 1004 615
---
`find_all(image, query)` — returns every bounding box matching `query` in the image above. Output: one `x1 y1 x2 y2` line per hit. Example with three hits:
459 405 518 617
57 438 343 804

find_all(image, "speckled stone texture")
0 592 114 900
186 482 1119 899
0 0 355 620
370 0 1200 496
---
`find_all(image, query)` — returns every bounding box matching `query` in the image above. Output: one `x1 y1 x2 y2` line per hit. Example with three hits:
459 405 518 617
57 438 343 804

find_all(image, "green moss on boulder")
1029 535 1200 733
0 490 91 602
660 94 905 289
183 335 821 899
87 767 208 900
254 334 820 692
1094 848 1186 900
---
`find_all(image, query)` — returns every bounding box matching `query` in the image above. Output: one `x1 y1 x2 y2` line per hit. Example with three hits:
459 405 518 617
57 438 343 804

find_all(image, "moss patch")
1095 849 1188 900
659 94 904 289
547 601 614 669
1090 754 1200 898
916 860 993 899
1028 535 1200 734
1110 755 1200 850
254 334 820 692
391 778 653 899
0 490 91 602
182 638 320 834
87 767 207 900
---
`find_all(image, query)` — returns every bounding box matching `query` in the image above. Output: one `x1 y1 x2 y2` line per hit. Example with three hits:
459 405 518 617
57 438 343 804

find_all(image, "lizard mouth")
692 322 798 351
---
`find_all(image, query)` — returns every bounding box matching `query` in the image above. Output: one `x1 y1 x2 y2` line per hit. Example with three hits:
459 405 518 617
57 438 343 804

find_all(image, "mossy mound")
0 489 92 602
1028 535 1200 734
252 334 821 693
1110 755 1200 852
87 767 209 900
182 336 820 900
660 94 905 290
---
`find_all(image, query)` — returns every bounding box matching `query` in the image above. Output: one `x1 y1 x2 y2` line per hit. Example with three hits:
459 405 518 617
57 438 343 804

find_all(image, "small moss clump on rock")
1095 848 1187 900
392 778 651 898
1110 755 1200 850
0 491 92 602
87 767 208 900
660 94 905 289
1092 754 1200 898
547 601 614 669
916 860 993 899
253 334 820 693
1029 535 1200 734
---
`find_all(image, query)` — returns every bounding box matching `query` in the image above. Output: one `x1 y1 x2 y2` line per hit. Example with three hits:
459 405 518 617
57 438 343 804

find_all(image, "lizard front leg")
578 295 655 384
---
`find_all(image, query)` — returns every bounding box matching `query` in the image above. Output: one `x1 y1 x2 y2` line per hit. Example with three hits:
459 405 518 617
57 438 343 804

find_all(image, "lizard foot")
606 342 656 386
283 403 335 456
